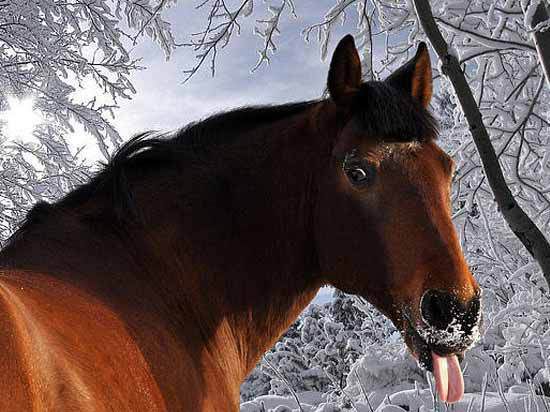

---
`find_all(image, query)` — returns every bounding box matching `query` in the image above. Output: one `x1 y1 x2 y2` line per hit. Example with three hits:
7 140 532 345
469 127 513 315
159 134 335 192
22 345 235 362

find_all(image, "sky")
110 1 360 137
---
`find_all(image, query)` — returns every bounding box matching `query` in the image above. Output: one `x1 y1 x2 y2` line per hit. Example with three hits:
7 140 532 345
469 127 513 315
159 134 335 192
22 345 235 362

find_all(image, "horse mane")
57 101 318 214
7 87 437 242
5 101 319 243
353 81 438 143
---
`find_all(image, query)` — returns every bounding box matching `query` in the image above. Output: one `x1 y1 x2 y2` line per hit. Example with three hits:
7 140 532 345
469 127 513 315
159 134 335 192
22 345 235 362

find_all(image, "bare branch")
413 0 550 282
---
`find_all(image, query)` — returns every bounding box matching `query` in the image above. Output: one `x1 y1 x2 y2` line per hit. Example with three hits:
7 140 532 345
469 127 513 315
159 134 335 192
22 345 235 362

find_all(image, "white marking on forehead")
377 142 422 160
377 141 453 184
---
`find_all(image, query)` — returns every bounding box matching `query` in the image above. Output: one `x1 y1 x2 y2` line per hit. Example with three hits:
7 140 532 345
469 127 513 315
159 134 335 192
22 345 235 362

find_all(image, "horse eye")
346 167 372 185
342 151 376 186
348 168 367 182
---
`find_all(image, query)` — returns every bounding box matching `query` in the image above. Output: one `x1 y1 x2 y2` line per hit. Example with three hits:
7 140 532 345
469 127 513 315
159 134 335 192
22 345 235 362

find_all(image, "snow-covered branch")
0 0 182 242
412 0 550 283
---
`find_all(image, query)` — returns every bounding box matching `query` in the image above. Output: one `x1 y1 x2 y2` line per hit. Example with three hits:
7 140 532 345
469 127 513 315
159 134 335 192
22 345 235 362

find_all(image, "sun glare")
1 97 42 139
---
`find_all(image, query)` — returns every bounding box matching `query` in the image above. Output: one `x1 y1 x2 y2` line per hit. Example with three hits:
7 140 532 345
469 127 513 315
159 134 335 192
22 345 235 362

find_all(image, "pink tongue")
431 352 464 403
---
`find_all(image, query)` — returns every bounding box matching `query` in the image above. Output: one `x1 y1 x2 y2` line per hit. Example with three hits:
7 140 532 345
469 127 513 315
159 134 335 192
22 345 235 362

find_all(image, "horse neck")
175 101 340 381
0 100 340 391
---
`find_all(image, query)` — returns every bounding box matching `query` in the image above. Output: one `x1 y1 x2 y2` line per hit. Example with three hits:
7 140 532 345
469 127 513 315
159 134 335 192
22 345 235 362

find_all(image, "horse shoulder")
0 275 34 411
0 272 172 411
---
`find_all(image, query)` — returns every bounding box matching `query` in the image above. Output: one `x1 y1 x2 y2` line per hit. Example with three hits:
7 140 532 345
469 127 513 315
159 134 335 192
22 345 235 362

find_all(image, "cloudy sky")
110 1 363 137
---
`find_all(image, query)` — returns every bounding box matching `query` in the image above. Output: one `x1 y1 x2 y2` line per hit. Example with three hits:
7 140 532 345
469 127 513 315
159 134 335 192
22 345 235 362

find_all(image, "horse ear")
386 42 433 108
328 35 362 106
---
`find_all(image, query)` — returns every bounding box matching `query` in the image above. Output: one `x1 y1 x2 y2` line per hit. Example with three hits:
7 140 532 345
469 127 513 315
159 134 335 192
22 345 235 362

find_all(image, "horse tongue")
431 352 464 404
431 352 449 402
446 354 465 403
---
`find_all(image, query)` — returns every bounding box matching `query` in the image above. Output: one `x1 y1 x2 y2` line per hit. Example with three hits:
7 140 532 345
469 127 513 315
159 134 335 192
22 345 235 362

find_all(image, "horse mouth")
406 323 465 372
402 294 482 372
402 316 480 404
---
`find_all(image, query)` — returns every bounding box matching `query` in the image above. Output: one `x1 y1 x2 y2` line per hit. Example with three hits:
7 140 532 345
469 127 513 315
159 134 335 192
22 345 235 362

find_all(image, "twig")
412 0 550 285
262 358 305 412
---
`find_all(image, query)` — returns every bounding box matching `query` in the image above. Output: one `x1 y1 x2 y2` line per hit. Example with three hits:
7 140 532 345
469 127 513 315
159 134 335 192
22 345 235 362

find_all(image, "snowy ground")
241 387 550 411
240 273 550 412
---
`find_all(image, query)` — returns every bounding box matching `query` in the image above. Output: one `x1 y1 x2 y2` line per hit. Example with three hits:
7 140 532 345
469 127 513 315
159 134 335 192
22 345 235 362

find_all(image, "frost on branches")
1 0 550 410
0 0 179 243
241 291 394 409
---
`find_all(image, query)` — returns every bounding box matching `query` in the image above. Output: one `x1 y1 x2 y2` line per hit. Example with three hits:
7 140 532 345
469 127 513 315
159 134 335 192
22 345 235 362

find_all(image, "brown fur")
0 37 479 411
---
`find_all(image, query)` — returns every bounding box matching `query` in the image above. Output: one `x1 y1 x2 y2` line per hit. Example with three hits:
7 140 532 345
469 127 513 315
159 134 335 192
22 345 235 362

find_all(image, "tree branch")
413 0 550 284
524 0 550 87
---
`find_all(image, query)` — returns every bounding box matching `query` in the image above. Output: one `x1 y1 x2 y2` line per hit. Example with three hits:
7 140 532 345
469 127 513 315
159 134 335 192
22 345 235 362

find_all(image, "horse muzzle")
401 289 482 403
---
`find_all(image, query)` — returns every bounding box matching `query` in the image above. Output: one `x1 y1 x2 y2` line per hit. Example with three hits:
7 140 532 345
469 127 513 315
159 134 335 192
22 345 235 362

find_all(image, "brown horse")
0 35 481 411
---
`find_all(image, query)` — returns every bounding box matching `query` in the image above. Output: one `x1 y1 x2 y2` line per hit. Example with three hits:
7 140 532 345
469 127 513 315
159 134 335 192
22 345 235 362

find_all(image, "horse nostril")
421 289 460 330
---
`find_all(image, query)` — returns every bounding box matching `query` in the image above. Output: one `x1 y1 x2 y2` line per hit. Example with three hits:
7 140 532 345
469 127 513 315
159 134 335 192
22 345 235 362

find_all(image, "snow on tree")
523 0 550 86
0 0 179 242
2 0 550 410
242 293 376 406
412 0 550 285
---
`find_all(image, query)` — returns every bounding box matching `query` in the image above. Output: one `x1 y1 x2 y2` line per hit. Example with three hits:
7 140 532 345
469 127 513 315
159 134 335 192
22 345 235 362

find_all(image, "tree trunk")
526 0 550 87
412 0 550 284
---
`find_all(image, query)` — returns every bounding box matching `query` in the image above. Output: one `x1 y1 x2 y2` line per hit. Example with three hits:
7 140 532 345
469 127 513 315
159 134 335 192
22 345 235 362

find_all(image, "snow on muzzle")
414 289 482 403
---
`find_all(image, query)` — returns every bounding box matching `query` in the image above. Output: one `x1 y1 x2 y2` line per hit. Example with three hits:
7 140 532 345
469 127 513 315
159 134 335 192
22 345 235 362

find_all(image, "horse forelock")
353 81 439 144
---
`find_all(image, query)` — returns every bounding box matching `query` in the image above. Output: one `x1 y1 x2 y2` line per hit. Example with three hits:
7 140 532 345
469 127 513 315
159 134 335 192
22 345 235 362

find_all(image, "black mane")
352 81 438 143
10 91 437 237
52 101 319 221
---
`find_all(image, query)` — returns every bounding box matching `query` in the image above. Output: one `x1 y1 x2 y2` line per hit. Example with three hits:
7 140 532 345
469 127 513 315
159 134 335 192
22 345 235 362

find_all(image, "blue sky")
110 1 360 137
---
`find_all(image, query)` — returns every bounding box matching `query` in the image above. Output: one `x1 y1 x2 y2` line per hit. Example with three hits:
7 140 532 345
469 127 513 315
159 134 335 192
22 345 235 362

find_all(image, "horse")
0 35 481 411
